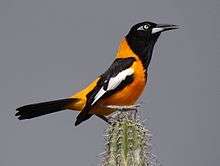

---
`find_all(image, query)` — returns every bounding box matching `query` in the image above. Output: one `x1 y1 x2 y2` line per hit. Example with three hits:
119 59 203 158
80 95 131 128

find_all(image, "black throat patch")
126 33 159 72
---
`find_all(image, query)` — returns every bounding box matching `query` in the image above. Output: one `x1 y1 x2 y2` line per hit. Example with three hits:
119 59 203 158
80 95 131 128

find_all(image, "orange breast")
70 38 147 116
91 61 146 115
101 61 146 105
92 38 147 115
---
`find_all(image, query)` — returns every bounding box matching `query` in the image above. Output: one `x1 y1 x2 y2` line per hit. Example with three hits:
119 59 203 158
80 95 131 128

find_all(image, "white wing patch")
92 87 105 105
91 68 134 105
107 68 134 90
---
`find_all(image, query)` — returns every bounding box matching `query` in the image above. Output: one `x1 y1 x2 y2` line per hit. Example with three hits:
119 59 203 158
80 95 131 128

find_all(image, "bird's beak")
152 24 179 34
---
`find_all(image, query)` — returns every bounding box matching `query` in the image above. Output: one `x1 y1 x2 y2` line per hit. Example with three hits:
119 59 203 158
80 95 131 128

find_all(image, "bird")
16 21 178 126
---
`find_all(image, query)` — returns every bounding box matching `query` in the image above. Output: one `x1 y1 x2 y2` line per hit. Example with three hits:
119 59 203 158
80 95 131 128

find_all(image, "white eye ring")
137 24 149 31
143 25 148 30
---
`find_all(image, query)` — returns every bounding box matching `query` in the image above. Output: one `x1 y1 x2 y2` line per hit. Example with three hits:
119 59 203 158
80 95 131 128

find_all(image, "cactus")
101 111 157 166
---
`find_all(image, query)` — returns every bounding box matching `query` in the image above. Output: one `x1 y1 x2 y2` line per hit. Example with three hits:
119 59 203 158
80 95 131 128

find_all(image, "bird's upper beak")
152 24 179 34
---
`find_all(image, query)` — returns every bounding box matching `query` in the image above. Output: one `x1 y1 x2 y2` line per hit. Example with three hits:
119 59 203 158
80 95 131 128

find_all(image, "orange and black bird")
16 21 178 126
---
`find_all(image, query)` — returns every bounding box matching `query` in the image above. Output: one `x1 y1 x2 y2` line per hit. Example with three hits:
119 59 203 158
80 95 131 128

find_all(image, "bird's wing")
88 57 136 107
75 57 136 123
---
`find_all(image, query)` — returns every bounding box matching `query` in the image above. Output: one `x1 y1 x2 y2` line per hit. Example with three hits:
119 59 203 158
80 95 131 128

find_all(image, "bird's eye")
137 24 149 31
143 25 149 30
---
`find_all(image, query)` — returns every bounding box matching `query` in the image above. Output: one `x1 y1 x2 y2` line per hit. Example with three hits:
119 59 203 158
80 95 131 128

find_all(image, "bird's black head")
127 21 178 43
126 21 178 69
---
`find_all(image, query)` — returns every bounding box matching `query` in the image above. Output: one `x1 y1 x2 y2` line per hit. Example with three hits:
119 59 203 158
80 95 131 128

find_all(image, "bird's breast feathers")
100 58 146 106
70 56 146 115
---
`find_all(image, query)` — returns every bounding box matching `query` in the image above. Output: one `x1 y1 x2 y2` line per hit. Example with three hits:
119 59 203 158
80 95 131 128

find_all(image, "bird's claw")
104 104 141 122
105 104 141 111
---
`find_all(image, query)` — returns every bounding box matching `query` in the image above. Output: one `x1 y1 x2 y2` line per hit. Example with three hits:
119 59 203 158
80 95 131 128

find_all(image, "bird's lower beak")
152 24 179 34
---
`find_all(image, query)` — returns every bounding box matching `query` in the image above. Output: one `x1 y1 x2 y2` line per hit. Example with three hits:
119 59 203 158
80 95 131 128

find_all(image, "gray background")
0 0 219 165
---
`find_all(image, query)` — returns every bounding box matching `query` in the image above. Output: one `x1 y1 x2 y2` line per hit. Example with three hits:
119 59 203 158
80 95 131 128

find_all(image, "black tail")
16 98 79 120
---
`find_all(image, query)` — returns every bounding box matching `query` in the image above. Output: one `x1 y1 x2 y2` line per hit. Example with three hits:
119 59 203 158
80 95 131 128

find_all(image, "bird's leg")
105 104 141 112
97 104 141 123
95 114 112 125
106 104 140 120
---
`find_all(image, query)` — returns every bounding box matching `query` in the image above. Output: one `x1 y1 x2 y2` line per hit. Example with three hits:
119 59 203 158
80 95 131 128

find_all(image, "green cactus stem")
101 111 156 166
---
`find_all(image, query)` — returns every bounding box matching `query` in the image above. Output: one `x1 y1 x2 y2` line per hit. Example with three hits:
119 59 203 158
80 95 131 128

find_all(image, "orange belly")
69 51 147 116
91 82 146 115
91 60 147 115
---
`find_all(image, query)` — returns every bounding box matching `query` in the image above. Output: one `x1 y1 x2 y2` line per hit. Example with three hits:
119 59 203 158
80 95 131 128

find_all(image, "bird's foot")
96 104 141 124
105 104 141 121
105 104 141 111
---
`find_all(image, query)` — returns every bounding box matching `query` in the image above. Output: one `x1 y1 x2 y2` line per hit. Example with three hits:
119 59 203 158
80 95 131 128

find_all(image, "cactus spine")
102 112 155 166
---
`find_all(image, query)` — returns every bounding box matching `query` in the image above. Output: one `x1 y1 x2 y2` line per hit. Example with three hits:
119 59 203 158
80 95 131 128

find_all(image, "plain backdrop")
0 0 219 166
